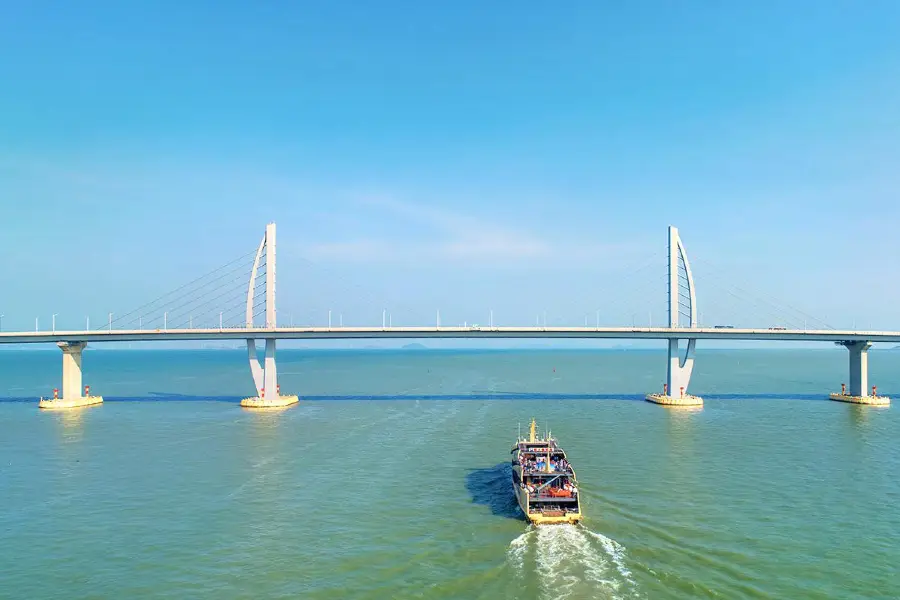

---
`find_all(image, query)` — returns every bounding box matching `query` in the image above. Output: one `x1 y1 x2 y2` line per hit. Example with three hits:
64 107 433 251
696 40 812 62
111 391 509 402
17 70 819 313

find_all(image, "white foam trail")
538 525 622 598
507 525 639 600
534 526 578 598
584 530 637 586
506 528 534 576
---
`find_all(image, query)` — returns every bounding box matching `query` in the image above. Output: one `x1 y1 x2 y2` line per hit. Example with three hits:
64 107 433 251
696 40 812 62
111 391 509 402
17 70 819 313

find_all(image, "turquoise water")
1 348 898 599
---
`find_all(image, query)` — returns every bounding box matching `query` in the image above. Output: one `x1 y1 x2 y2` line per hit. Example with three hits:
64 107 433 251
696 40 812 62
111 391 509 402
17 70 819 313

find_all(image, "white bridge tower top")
668 225 698 329
246 222 277 328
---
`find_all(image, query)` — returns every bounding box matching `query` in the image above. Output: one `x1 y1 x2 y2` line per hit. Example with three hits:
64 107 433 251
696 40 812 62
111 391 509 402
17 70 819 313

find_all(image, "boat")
511 419 583 525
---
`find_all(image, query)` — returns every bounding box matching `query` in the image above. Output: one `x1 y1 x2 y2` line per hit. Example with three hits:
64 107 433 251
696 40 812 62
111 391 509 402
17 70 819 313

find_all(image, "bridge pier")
646 338 703 407
39 342 103 410
241 338 298 408
829 341 889 406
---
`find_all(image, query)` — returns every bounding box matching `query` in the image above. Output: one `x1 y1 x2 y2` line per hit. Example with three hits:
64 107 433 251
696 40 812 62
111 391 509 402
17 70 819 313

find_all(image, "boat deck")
529 496 578 502
523 469 573 475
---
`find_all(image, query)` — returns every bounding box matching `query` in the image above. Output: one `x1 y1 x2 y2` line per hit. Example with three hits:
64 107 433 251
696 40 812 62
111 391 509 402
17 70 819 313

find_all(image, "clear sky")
2 2 900 341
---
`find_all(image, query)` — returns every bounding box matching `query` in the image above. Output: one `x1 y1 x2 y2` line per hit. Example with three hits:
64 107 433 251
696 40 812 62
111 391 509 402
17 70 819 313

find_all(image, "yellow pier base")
829 393 890 406
39 396 104 410
240 395 299 409
645 393 703 407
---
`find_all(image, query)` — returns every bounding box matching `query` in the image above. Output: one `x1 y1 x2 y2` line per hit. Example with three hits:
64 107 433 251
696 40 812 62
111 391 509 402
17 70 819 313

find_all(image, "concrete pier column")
646 338 703 406
829 341 889 405
38 342 103 410
667 338 696 396
846 341 871 397
247 339 263 392
241 337 298 409
60 341 86 400
263 338 278 400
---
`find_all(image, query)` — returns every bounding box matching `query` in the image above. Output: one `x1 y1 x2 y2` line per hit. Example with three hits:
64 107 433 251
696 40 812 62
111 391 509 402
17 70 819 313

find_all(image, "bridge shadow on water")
0 391 876 404
465 462 524 521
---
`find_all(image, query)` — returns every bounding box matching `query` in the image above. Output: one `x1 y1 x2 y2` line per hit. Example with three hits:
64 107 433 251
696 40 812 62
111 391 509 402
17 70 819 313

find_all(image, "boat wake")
507 529 531 578
507 525 639 600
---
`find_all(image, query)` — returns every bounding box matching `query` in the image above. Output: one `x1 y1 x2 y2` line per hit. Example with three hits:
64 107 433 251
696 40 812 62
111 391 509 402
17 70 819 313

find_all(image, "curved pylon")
241 223 297 408
647 226 702 406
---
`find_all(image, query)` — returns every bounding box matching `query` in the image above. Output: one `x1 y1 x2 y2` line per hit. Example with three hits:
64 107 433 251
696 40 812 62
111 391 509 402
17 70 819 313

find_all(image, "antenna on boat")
518 422 521 441
546 441 551 473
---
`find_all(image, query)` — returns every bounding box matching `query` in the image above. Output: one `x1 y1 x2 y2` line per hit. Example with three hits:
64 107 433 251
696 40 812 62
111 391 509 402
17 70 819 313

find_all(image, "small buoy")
553 368 556 372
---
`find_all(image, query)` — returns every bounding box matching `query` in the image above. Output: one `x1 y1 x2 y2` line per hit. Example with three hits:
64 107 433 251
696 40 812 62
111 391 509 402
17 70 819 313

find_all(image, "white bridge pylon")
242 222 298 408
646 226 703 407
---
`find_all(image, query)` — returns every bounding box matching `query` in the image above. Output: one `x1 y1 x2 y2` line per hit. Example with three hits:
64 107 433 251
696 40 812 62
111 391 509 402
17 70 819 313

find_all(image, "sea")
1 348 898 599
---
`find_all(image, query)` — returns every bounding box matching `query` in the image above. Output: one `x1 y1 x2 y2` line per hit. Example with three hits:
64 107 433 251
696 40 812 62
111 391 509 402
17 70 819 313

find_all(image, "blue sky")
2 2 900 342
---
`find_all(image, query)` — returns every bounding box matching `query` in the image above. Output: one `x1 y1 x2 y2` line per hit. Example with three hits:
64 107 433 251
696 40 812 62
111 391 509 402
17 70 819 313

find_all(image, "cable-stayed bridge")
4 223 892 409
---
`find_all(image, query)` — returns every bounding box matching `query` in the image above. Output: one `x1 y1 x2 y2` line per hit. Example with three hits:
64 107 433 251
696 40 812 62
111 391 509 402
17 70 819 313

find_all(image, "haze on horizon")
2 2 900 344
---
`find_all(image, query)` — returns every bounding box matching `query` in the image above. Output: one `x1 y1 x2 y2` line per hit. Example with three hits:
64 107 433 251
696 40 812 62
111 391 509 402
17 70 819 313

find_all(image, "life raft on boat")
547 487 572 498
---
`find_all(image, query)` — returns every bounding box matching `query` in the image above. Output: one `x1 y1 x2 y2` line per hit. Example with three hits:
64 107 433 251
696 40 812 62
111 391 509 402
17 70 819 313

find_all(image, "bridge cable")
105 249 258 329
690 256 834 329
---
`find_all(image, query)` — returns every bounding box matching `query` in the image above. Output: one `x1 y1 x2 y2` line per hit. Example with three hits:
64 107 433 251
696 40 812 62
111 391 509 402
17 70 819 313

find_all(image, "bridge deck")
2 326 900 344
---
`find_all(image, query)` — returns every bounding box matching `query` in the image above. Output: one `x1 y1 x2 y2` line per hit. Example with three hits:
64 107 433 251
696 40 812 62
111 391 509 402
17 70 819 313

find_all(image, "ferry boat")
511 419 583 525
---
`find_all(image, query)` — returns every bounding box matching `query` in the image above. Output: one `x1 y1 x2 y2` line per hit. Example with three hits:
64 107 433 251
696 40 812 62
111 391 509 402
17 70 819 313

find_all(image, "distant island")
401 343 428 350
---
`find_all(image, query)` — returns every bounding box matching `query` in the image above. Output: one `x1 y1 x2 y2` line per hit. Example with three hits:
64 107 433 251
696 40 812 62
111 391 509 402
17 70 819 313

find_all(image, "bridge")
6 224 890 409
5 326 900 345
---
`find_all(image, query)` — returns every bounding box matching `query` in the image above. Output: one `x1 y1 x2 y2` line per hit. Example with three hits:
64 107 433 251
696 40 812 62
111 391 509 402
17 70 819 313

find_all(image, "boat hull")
513 471 583 525
530 512 583 526
512 421 583 525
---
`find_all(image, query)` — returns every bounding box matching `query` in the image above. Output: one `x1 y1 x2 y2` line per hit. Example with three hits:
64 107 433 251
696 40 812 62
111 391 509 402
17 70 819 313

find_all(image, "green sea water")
1 348 898 599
